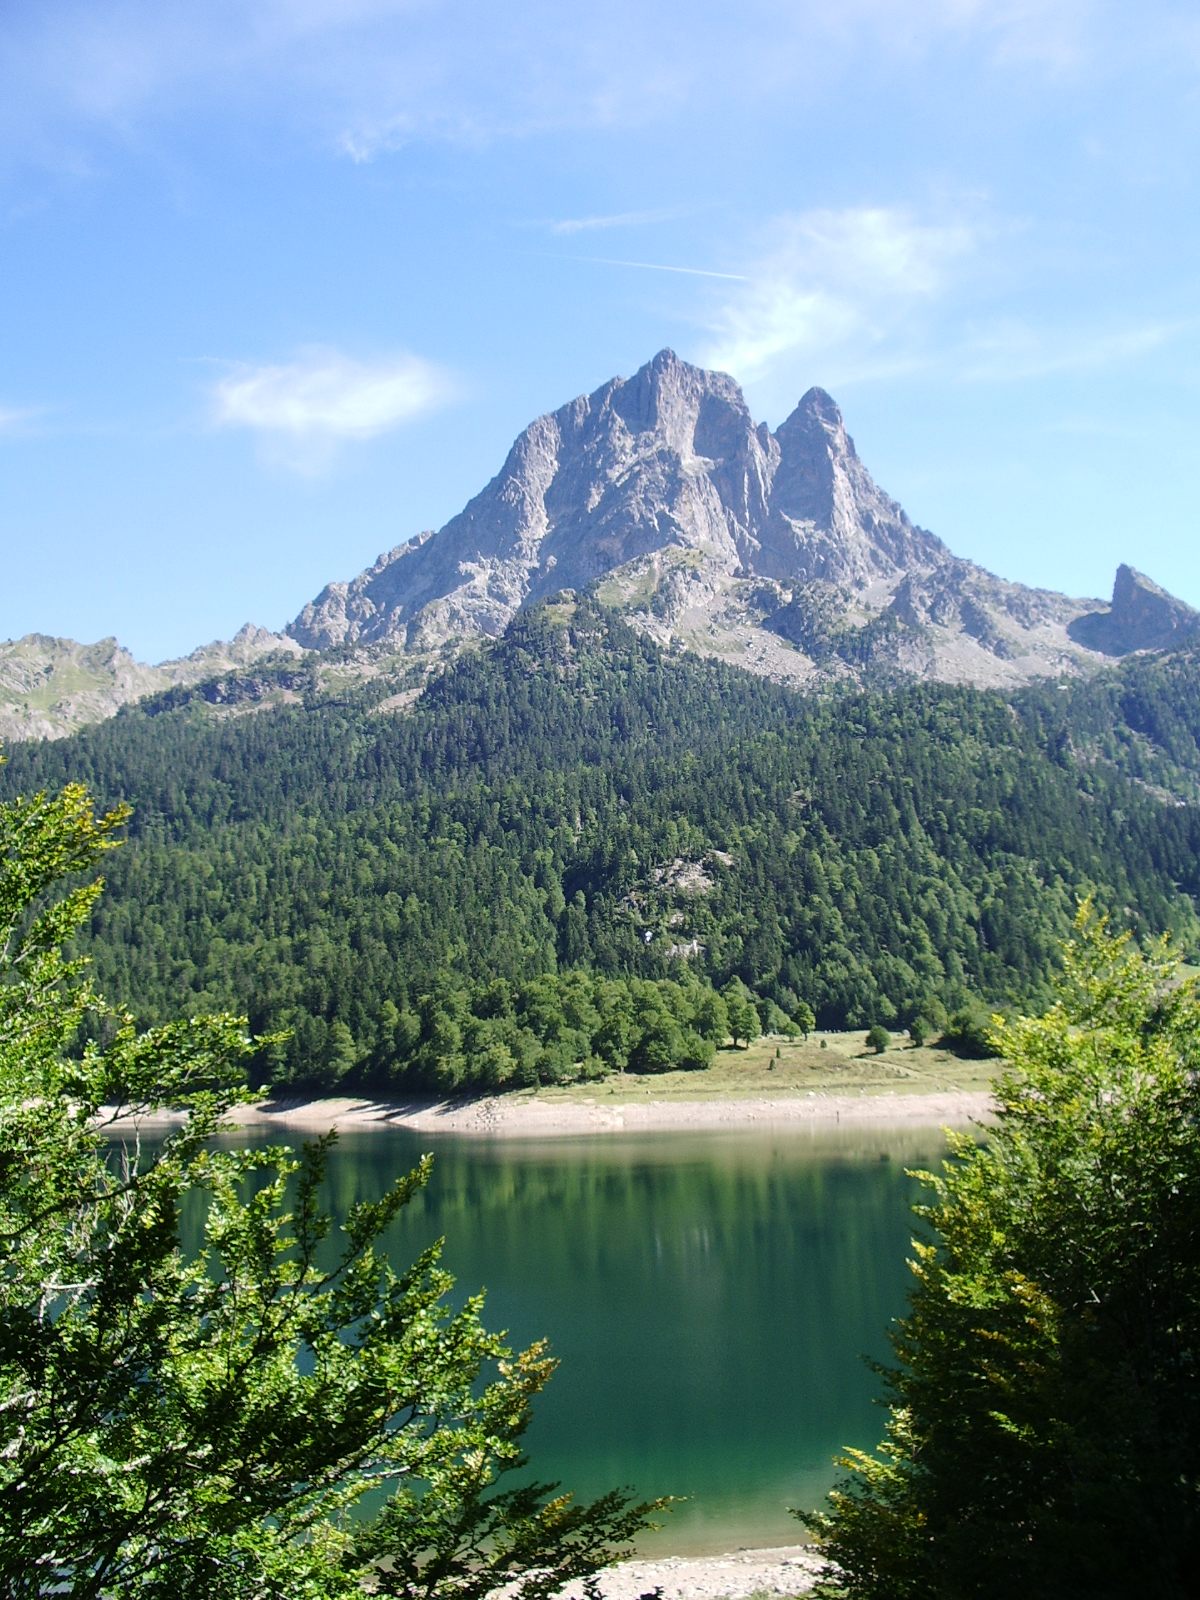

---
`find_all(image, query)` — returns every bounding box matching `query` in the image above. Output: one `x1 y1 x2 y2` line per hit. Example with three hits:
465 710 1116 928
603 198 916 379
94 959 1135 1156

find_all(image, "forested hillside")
5 600 1200 1093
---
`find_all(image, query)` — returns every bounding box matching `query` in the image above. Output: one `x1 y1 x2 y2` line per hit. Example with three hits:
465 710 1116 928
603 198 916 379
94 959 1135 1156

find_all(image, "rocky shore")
559 1545 827 1600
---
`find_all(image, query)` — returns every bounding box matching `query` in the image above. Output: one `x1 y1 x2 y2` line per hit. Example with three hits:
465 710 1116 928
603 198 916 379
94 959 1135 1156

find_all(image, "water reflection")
185 1121 957 1555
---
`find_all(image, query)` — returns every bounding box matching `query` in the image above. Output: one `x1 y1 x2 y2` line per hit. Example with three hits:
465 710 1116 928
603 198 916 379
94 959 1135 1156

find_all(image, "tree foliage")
805 906 1200 1599
0 779 655 1597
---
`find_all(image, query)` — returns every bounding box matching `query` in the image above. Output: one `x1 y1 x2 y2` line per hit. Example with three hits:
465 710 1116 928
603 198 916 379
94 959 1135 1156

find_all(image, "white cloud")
702 206 981 380
212 348 454 439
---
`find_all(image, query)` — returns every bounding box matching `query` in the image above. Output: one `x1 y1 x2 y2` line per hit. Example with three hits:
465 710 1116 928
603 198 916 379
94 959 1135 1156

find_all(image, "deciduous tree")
805 906 1200 1599
0 780 655 1598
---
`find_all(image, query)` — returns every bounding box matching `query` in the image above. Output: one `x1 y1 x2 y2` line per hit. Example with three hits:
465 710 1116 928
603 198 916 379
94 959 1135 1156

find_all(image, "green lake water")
217 1120 955 1556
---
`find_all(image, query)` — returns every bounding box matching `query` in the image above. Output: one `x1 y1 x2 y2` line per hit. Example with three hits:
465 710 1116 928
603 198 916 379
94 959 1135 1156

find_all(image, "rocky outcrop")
0 624 306 742
1069 565 1200 656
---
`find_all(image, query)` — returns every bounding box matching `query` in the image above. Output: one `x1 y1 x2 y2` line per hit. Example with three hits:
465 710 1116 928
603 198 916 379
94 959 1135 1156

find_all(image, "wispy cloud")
211 347 456 471
548 208 686 236
0 404 45 436
701 205 981 380
810 0 1100 75
951 0 1097 74
695 200 1197 399
3 0 1119 175
956 316 1195 382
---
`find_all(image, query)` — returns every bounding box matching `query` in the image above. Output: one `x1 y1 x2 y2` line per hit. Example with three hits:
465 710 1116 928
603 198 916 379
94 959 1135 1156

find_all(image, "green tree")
692 988 729 1045
0 780 656 1598
792 1000 816 1040
627 995 684 1073
721 978 760 1049
940 998 1002 1059
805 907 1200 1599
864 1024 890 1055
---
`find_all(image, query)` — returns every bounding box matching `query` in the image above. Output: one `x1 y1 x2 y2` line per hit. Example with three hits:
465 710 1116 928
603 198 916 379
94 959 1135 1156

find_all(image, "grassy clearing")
526 1030 1001 1105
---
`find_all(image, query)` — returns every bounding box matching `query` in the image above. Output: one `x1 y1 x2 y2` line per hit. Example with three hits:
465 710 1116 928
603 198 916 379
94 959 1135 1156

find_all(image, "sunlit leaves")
0 777 656 1596
806 906 1200 1599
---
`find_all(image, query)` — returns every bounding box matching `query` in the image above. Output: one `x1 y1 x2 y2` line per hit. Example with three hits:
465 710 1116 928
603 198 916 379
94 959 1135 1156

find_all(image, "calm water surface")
219 1122 954 1555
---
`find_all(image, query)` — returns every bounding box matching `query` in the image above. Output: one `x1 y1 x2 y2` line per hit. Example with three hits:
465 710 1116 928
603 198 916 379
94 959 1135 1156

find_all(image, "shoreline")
105 1084 993 1138
555 1544 828 1600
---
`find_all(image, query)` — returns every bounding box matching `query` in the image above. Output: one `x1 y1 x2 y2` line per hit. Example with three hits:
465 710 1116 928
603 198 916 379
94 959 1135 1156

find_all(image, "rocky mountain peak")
786 385 846 433
1069 564 1200 656
756 380 942 588
287 351 769 651
280 351 1195 693
287 353 935 657
601 348 750 452
1113 563 1186 620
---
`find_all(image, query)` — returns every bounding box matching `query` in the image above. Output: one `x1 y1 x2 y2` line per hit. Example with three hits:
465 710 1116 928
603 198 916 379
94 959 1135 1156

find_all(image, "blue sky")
3 0 1199 663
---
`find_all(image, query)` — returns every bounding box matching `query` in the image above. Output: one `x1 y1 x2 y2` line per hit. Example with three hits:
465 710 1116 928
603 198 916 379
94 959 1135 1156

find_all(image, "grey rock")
0 624 306 742
1069 565 1200 656
285 349 1161 690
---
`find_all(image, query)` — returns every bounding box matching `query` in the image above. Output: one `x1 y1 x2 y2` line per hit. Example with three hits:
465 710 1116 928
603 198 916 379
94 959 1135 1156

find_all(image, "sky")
3 0 1199 663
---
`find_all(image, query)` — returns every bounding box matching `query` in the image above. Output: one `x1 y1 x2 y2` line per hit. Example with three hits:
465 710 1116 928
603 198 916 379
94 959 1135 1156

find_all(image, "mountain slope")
5 600 1200 1091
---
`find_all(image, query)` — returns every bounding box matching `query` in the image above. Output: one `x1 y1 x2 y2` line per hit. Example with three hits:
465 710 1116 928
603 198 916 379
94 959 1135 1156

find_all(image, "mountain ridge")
281 349 1191 690
4 350 1197 740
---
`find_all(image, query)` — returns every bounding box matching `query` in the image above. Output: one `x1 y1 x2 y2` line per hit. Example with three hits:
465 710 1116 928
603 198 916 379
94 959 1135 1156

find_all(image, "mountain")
7 351 1198 743
0 635 167 743
285 349 1172 690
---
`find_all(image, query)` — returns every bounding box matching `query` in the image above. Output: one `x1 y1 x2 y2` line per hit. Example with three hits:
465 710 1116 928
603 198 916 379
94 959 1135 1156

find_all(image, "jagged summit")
284 352 1196 688
788 385 844 428
286 351 955 663
9 354 1198 743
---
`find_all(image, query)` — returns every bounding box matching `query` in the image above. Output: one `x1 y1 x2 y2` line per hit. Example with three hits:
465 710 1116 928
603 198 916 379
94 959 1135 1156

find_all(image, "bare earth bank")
107 1086 993 1138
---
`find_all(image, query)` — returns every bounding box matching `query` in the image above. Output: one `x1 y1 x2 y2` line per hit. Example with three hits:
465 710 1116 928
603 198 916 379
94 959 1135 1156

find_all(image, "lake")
213 1119 954 1556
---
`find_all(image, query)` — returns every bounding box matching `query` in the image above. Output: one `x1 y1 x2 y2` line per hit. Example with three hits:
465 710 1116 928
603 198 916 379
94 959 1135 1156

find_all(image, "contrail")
575 255 749 281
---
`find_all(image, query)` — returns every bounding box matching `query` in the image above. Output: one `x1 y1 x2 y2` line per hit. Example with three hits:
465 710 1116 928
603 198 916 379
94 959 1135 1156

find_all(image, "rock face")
285 350 1155 689
1069 565 1200 656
